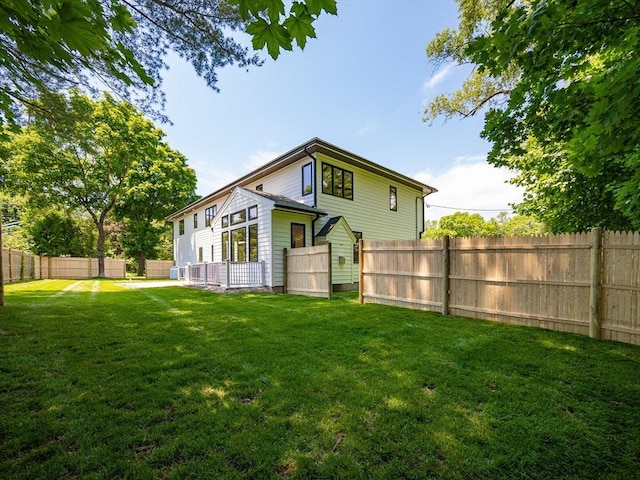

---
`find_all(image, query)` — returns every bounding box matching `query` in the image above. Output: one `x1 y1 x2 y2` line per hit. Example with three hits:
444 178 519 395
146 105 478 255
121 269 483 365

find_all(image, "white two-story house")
167 138 436 291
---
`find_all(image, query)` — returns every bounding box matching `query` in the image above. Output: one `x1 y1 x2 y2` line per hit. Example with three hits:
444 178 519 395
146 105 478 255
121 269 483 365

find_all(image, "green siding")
315 153 424 241
271 211 314 287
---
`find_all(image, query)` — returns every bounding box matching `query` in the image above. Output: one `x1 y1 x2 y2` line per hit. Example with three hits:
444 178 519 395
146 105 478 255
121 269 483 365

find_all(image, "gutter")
304 146 321 245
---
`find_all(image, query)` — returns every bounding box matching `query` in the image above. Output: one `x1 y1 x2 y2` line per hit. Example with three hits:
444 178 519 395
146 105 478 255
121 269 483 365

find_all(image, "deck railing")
186 261 265 288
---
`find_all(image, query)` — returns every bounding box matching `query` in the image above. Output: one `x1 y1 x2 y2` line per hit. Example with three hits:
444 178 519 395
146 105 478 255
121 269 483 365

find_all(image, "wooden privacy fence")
360 229 640 345
2 248 126 282
284 244 332 299
145 260 175 279
2 248 40 283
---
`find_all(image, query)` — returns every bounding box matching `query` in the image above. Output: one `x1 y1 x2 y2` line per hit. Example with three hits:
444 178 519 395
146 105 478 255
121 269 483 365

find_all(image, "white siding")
315 152 424 241
244 158 316 207
211 191 274 286
271 211 314 287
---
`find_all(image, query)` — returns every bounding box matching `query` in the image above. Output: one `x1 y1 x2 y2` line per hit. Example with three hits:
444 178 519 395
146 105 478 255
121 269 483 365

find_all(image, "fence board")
285 244 331 298
145 260 175 279
360 232 640 346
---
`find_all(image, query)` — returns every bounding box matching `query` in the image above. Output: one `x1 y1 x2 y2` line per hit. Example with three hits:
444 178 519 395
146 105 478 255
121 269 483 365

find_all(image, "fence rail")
360 229 640 345
186 261 265 288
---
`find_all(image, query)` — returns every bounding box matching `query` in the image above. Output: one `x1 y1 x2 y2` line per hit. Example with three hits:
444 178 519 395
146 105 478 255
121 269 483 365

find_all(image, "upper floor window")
178 219 185 235
302 162 313 196
205 205 217 226
193 213 198 228
322 162 353 200
389 186 397 211
248 205 258 220
222 215 229 228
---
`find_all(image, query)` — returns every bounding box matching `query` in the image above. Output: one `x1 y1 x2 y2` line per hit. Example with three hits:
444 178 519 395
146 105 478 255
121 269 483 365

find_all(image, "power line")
425 203 513 213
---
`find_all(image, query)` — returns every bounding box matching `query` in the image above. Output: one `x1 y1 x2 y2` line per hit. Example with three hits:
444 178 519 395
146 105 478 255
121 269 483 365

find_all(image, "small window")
302 162 313 196
179 219 185 235
194 213 198 228
291 223 306 248
222 215 229 228
231 209 246 225
353 231 362 264
255 184 263 191
322 162 353 200
248 205 258 220
211 245 214 261
221 231 229 261
249 224 258 261
205 205 217 227
198 246 203 263
231 227 246 262
390 186 397 211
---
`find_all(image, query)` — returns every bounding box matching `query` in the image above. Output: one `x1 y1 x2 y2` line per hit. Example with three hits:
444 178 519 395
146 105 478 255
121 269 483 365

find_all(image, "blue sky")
161 0 523 221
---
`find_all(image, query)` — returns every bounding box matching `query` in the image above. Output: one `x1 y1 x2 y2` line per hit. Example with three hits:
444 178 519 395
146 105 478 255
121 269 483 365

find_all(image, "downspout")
304 146 320 246
417 194 428 239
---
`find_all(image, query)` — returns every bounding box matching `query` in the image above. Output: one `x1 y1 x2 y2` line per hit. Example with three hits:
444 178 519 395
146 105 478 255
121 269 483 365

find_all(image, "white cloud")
357 121 378 137
414 158 524 221
423 63 455 91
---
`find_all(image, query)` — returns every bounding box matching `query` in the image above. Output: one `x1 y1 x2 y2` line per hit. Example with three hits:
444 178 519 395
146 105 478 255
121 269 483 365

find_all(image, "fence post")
442 236 450 316
8 248 13 283
204 262 208 287
327 243 333 300
589 227 603 339
358 239 364 304
283 248 288 294
225 259 231 288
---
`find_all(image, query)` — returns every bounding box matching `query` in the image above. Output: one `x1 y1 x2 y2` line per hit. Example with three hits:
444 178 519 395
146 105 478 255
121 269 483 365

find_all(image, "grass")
1 279 639 479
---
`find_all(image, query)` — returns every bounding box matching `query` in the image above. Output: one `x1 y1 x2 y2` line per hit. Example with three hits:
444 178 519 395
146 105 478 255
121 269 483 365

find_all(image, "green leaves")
236 0 337 59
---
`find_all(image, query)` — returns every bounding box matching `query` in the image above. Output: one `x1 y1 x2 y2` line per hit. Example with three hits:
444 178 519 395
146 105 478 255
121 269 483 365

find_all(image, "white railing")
185 261 265 288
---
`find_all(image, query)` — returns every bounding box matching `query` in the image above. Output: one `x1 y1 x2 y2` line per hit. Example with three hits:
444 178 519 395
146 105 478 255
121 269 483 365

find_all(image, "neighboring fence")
360 229 640 345
2 248 126 282
2 248 40 283
186 261 265 288
145 260 175 279
284 244 332 299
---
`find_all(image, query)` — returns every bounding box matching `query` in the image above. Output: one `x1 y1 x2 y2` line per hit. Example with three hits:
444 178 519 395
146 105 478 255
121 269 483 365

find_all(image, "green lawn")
1 280 639 479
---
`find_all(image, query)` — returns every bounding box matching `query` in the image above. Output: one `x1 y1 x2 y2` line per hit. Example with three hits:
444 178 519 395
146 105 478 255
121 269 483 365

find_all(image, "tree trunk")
137 252 146 277
0 208 4 306
96 221 106 278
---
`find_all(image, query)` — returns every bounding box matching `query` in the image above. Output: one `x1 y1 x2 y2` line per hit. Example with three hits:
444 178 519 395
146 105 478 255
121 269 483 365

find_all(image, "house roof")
315 216 342 237
167 137 437 220
250 190 326 216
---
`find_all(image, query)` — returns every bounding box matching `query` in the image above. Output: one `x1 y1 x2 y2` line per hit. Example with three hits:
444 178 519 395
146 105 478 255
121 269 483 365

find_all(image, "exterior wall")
314 152 424 242
317 223 357 285
210 191 273 286
271 211 314 287
244 158 316 207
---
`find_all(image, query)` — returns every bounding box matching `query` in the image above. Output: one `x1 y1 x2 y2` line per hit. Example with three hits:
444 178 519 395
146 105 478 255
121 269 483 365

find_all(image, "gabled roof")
167 137 437 220
316 216 357 244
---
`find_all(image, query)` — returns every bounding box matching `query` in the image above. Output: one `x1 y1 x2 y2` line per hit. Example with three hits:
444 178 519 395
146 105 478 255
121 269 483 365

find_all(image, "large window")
322 162 353 200
389 186 397 211
249 224 258 261
205 205 217 227
178 219 185 235
352 231 362 264
231 227 247 262
221 231 229 261
291 223 306 248
302 162 313 196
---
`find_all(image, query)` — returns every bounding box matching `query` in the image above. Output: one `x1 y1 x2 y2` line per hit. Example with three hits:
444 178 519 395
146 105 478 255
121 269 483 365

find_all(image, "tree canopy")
423 212 546 239
425 0 640 232
0 0 336 124
4 90 196 276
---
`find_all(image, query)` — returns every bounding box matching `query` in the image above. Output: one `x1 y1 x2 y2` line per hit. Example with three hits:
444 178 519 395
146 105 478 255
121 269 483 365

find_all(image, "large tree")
4 90 196 277
425 0 640 232
0 0 337 125
114 141 197 276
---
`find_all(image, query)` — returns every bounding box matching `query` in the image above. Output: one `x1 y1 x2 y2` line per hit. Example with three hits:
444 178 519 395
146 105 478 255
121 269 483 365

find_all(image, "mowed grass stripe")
0 280 639 479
